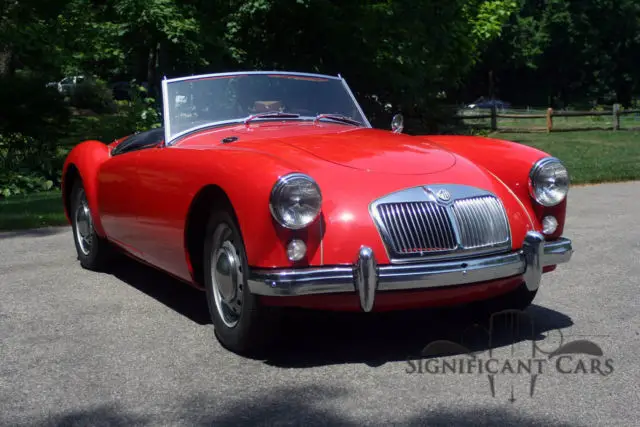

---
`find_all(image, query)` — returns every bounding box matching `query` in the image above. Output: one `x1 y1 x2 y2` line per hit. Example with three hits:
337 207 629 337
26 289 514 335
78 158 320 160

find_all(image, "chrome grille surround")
369 184 512 263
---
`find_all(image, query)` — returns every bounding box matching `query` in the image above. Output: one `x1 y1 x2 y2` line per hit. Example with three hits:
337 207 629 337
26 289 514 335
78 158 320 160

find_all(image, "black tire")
474 283 538 317
70 181 113 271
203 209 278 357
502 285 538 311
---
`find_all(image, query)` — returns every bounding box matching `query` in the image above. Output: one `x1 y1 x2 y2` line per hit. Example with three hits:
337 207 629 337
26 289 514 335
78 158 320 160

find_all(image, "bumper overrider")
247 231 573 312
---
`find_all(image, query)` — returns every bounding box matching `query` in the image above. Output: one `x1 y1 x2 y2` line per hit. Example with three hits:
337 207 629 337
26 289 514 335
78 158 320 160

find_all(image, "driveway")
1 182 638 426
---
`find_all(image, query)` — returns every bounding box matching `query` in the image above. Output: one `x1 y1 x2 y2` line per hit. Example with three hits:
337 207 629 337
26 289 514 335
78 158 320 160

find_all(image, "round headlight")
529 157 570 207
269 173 322 229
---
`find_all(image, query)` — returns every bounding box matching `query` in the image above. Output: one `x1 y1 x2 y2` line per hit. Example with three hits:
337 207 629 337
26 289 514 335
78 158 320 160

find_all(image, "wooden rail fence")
456 104 640 132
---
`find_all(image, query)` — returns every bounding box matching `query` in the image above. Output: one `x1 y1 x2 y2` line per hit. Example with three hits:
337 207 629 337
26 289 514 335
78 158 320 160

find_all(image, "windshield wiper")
244 112 300 124
314 113 363 126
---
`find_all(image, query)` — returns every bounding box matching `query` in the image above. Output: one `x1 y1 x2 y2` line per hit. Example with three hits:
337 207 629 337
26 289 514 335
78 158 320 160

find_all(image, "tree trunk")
156 41 168 100
0 45 13 78
135 48 147 84
146 41 160 98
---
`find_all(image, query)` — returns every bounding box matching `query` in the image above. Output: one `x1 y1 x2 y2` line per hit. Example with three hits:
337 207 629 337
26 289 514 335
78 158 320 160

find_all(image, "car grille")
451 196 510 249
373 193 511 260
376 202 457 254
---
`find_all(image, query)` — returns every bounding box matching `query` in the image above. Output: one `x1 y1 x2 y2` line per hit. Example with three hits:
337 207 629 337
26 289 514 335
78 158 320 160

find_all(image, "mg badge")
436 189 451 202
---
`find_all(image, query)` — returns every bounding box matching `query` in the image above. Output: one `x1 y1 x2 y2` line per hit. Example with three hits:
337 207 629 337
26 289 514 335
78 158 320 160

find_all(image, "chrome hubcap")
211 224 243 328
74 190 93 256
215 242 238 302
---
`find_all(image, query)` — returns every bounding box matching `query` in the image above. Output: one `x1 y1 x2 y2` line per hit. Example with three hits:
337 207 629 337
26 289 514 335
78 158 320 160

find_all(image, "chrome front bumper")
247 231 573 312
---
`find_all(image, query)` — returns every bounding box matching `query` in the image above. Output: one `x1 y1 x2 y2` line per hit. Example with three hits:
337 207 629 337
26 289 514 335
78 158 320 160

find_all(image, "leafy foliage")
0 78 158 196
69 79 117 114
0 75 70 140
463 0 640 107
67 89 160 144
0 133 57 197
0 0 639 198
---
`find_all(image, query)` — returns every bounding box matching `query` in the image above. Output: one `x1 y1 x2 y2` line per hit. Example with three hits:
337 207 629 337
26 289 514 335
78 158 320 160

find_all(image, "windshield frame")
160 71 372 146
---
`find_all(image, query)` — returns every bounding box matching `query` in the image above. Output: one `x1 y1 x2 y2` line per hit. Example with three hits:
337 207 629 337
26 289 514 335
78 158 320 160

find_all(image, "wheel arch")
62 163 81 223
61 140 110 236
184 184 240 287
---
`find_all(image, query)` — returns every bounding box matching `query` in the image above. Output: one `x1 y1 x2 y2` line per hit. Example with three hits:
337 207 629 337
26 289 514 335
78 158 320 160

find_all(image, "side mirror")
391 113 404 133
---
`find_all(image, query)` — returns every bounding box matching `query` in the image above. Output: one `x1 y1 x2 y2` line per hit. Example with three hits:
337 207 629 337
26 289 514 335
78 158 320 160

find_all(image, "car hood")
273 129 456 175
177 124 456 174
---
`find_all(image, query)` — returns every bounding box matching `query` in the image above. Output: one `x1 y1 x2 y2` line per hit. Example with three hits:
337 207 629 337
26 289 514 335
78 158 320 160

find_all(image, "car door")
97 150 144 257
129 146 195 282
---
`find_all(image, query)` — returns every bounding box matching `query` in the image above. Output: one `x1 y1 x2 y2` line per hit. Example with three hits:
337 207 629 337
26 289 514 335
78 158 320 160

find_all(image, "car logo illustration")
436 189 451 201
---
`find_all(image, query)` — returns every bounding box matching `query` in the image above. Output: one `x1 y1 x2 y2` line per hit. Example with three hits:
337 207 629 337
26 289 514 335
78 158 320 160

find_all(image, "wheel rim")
74 189 93 256
210 223 244 328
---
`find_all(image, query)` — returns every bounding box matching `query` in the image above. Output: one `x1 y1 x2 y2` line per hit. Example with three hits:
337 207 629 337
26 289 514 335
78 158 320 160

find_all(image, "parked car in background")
466 97 511 110
46 75 86 95
61 71 573 356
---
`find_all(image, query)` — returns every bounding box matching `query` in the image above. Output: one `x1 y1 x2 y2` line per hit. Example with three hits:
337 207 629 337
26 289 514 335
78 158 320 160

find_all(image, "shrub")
0 133 59 197
0 81 160 198
63 83 160 145
119 83 162 132
0 172 54 198
589 104 606 123
69 79 117 114
0 76 70 197
0 75 71 141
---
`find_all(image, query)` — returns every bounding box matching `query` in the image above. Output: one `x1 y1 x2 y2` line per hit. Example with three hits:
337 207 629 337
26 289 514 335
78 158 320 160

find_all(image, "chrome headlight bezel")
529 157 570 207
269 173 322 230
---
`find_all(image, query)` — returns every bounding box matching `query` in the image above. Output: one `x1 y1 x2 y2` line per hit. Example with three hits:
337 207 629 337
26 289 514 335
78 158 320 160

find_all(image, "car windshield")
162 72 369 143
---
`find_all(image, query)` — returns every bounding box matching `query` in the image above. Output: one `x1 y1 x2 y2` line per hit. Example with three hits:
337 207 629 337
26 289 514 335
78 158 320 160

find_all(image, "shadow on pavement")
109 255 211 325
18 385 585 426
264 303 573 368
108 255 573 369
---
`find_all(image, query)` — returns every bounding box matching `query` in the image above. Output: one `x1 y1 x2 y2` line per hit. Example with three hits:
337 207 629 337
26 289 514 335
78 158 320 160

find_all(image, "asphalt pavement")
1 181 639 426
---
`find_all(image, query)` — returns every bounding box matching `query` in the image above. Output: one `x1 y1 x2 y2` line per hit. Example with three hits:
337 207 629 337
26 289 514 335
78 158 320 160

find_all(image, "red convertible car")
62 71 573 355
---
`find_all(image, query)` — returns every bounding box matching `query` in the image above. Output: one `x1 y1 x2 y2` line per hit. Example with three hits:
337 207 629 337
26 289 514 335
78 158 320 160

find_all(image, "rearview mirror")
391 113 404 133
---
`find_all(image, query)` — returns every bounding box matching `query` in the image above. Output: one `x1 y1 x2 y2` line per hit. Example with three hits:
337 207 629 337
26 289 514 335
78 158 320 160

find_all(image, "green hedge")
0 77 160 198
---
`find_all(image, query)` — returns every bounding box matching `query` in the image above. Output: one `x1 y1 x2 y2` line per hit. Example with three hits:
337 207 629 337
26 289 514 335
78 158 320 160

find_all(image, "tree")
0 0 70 77
220 0 518 121
464 0 640 107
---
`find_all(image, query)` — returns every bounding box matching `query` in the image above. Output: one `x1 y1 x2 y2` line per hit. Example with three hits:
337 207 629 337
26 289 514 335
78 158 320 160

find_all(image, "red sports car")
61 71 573 355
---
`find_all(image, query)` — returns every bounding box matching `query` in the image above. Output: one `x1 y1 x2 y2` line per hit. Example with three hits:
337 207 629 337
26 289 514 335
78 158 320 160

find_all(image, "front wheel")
473 283 538 318
203 210 277 357
499 285 538 311
70 182 113 271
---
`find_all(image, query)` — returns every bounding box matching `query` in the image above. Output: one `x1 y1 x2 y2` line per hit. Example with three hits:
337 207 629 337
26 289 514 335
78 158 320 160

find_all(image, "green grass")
0 190 67 231
494 130 640 184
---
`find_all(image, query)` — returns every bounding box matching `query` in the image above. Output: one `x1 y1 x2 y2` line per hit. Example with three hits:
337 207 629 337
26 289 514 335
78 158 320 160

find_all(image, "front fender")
203 150 309 268
61 140 110 236
418 135 546 199
420 135 567 239
132 146 317 270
